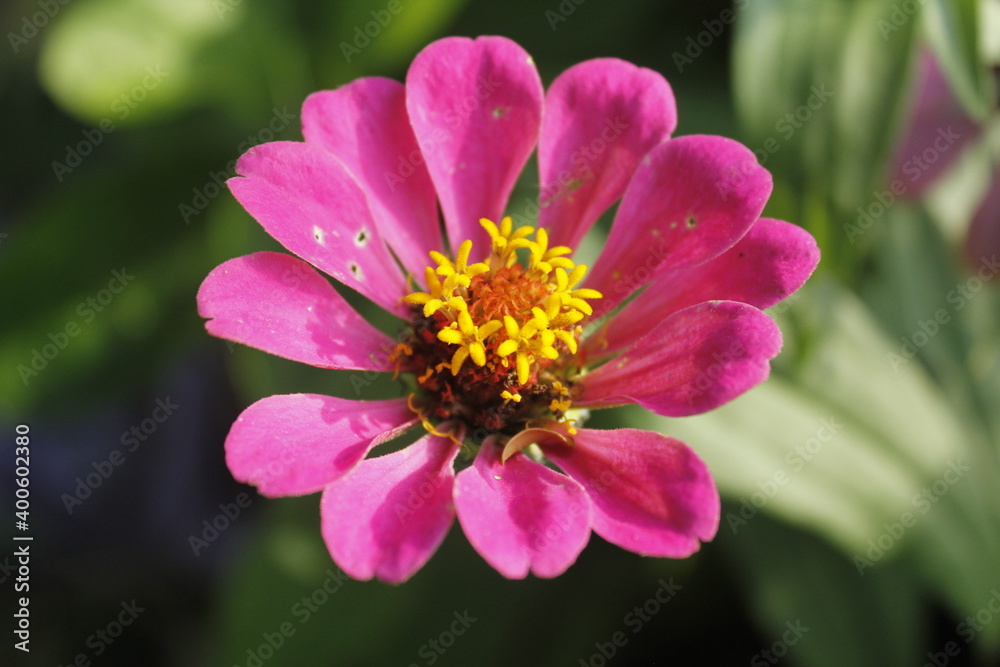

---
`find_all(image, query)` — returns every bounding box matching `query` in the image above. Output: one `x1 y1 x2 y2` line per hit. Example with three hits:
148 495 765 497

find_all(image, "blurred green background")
2 0 999 665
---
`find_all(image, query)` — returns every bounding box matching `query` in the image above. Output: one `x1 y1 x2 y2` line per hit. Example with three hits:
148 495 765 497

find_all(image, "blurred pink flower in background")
890 50 982 200
890 48 998 266
967 167 1000 267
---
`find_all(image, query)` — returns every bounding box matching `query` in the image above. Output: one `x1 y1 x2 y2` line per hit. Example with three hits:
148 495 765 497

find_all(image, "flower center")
395 217 602 440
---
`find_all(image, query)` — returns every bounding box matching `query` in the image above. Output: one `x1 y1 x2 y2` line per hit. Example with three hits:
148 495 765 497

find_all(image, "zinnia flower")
197 36 819 583
886 47 999 267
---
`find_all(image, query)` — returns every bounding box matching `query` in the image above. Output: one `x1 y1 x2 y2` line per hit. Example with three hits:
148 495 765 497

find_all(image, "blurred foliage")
3 0 999 665
924 0 991 119
733 0 919 277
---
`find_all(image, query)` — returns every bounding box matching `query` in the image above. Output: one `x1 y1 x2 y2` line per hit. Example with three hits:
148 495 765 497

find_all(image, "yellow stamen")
501 390 522 403
398 215 604 435
550 398 572 413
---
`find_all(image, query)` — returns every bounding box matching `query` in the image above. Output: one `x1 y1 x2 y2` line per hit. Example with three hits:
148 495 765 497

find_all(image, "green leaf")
732 0 918 276
859 203 995 432
38 0 231 125
722 514 926 667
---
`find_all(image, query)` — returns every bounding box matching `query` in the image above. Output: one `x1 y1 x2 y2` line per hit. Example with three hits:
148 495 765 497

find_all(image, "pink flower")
887 48 999 269
197 36 819 583
889 49 981 200
966 167 1000 268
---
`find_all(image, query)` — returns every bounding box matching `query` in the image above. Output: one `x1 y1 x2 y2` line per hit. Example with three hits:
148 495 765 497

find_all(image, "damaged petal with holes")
197 35 820 583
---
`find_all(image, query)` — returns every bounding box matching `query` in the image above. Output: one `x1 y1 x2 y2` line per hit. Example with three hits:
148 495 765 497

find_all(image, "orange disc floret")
468 264 550 324
398 216 601 437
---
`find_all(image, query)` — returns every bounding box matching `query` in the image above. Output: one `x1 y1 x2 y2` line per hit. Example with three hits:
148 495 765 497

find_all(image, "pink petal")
593 218 819 356
579 301 782 417
225 394 416 497
197 252 401 371
890 50 980 199
453 441 591 579
228 141 408 316
321 434 459 584
543 428 719 557
302 78 443 279
585 135 772 316
406 36 543 252
538 58 677 249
